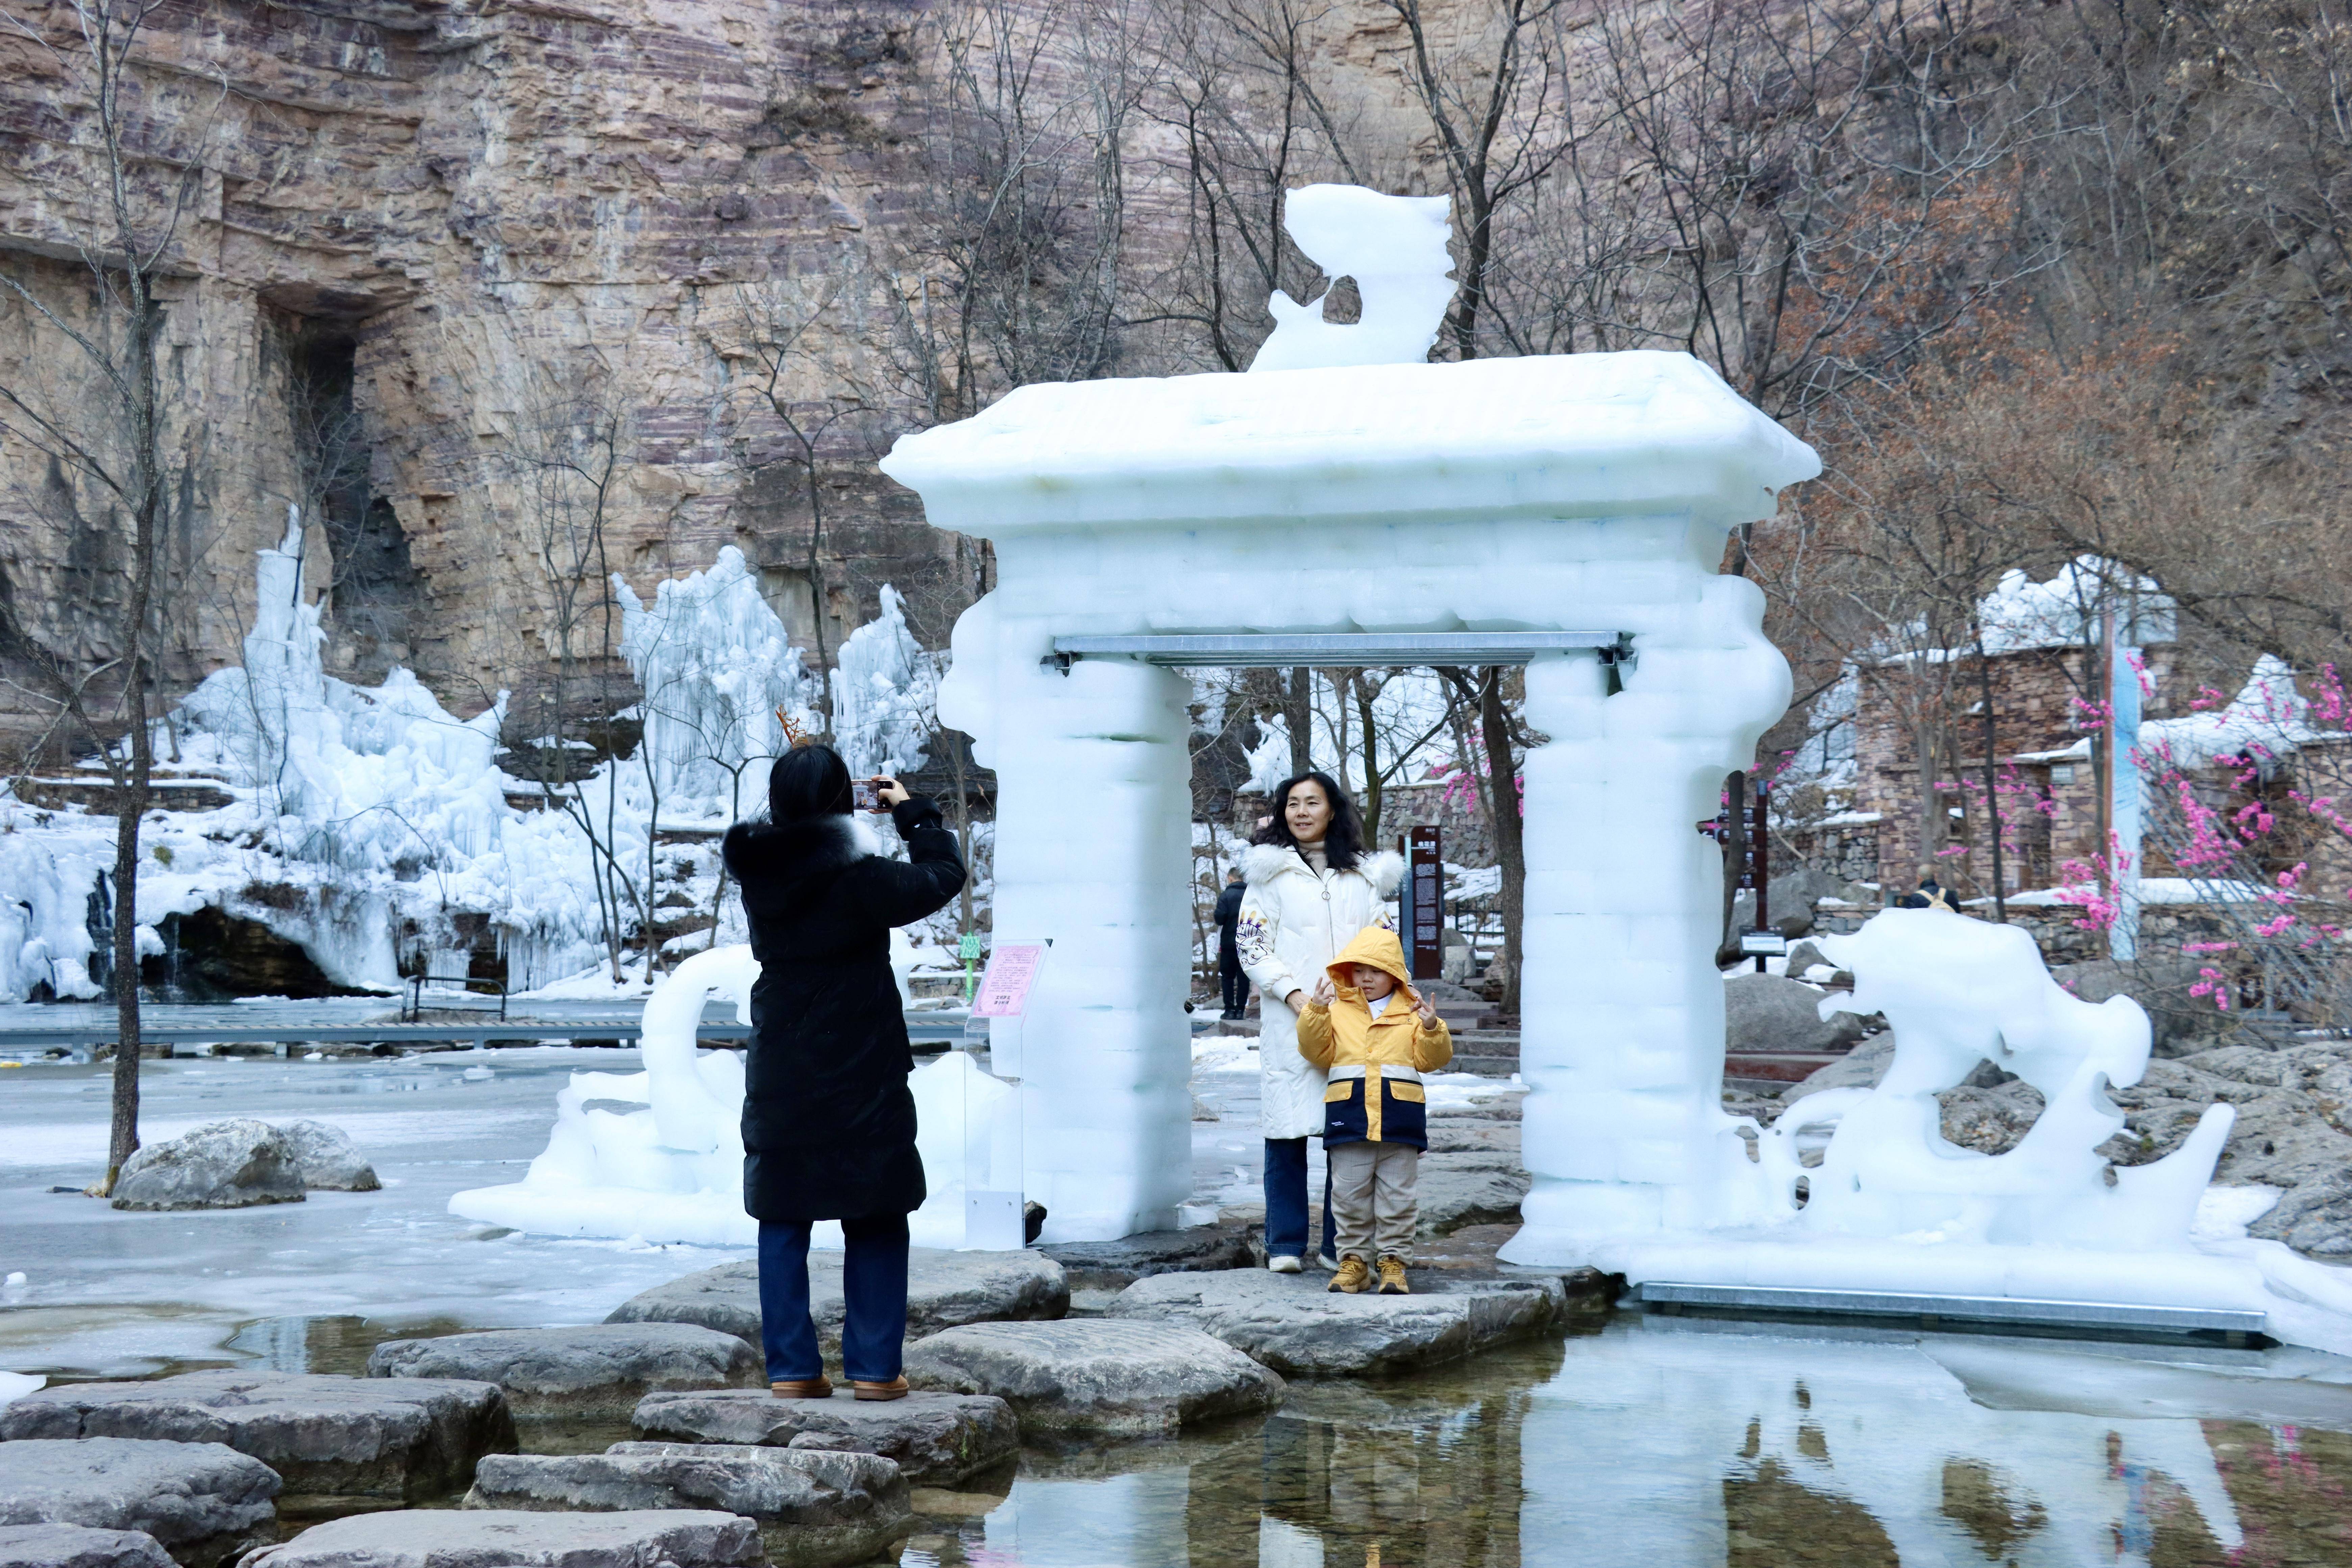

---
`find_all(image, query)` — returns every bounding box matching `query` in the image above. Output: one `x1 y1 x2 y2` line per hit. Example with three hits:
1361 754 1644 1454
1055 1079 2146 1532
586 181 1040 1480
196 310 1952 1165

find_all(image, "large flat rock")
367 1324 759 1419
903 1320 1284 1437
0 1372 512 1509
1414 1154 1530 1234
467 1445 909 1568
0 1524 173 1568
1039 1226 1255 1289
108 1121 305 1213
631 1388 1015 1487
239 1510 764 1567
608 1248 1067 1348
0 1439 276 1568
1107 1268 1564 1377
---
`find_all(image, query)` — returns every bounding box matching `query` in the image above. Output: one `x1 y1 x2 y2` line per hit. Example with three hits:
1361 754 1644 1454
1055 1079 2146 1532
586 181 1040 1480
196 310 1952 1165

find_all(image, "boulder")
367 1324 758 1419
270 1122 378 1192
0 1372 512 1507
1040 1227 1255 1290
239 1510 764 1567
1107 1268 1564 1377
1782 939 1851 985
903 1320 1283 1436
107 1122 304 1213
1724 973 1866 1056
2251 1167 2352 1256
0 1440 276 1568
631 1389 1016 1486
1412 1153 1529 1234
1780 1036 1892 1102
608 1249 1066 1348
467 1446 908 1568
0 1525 173 1568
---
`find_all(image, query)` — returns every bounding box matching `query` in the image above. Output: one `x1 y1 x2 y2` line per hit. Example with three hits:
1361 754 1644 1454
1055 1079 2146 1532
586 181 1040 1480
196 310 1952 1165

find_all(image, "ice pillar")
1504 566 1790 1256
944 603 1195 1243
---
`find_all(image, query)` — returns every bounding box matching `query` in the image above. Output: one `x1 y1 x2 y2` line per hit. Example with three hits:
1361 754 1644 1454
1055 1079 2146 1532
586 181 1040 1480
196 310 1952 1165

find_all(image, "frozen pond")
8 1047 2352 1564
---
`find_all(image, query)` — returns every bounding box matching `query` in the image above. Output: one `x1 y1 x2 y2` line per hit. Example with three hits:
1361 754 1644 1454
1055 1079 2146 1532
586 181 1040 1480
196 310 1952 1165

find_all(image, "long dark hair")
1252 770 1363 871
767 743 854 822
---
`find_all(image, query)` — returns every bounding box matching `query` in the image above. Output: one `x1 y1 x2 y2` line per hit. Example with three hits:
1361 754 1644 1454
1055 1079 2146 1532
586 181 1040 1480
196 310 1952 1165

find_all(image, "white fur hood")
1240 841 1403 897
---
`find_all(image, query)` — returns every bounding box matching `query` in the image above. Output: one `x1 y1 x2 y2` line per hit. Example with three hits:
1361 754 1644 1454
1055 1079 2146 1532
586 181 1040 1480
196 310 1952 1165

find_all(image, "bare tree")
0 0 226 1187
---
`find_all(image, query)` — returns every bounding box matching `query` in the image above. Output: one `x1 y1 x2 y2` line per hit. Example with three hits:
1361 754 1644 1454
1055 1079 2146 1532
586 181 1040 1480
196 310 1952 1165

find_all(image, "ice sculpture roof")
881 349 1819 534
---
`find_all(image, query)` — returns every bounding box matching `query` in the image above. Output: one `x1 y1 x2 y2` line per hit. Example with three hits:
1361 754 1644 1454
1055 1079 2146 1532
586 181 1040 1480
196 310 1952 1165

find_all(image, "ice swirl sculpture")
1750 908 2234 1249
450 939 1017 1250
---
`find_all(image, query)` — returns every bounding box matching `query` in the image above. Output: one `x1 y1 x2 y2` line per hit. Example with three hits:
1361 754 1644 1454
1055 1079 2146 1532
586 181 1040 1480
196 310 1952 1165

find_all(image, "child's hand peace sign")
1414 994 1440 1027
1308 975 1337 1008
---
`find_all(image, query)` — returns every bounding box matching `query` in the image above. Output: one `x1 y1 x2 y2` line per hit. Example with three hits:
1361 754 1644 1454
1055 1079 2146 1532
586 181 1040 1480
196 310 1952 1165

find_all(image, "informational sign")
973 943 1046 1018
1407 825 1444 980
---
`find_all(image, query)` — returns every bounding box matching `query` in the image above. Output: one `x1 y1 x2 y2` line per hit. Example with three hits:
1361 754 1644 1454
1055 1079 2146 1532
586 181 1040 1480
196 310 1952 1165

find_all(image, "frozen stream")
8 1046 2352 1564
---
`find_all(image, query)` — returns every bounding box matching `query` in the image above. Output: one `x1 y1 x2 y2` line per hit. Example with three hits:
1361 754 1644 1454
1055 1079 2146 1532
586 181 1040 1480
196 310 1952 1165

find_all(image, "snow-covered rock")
1106 1269 1564 1377
0 1524 173 1568
272 1120 378 1192
106 1121 305 1212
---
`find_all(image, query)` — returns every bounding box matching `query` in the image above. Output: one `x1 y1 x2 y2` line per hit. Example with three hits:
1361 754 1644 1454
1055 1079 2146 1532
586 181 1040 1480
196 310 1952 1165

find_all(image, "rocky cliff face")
0 0 1003 752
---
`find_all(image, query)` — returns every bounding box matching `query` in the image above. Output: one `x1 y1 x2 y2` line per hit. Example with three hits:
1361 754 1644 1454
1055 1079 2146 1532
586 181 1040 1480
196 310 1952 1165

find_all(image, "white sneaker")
1267 1255 1304 1274
1316 1253 1339 1272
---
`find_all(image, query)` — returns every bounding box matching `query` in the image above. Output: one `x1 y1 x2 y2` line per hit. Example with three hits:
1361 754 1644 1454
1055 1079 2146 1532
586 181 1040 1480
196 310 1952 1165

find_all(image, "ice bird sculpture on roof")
1248 184 1456 373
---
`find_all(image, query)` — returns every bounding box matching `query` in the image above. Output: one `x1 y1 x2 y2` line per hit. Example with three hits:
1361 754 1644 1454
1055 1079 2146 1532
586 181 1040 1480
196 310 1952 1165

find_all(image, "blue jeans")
757 1212 910 1384
1263 1137 1337 1262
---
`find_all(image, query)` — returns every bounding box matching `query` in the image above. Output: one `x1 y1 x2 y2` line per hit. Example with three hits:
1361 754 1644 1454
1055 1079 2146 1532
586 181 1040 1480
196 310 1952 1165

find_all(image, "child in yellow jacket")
1295 926 1452 1295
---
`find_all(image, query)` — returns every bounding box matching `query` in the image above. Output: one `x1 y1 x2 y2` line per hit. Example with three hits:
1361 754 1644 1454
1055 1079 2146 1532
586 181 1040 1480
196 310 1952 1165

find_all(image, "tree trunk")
1479 669 1524 1019
1354 673 1382 843
1285 667 1312 779
1975 633 2007 921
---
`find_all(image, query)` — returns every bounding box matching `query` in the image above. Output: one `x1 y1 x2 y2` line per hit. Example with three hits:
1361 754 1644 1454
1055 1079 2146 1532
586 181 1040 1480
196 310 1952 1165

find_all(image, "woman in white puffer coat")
1237 772 1402 1271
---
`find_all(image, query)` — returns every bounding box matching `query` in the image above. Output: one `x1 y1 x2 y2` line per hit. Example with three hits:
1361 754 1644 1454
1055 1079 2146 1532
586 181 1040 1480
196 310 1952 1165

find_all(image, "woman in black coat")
721 743 965 1401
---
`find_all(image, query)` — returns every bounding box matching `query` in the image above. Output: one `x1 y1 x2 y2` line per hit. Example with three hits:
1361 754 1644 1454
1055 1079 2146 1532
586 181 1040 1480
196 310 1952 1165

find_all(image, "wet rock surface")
367 1323 759 1418
0 1439 277 1567
0 1524 173 1568
106 1121 305 1213
270 1121 378 1192
904 1319 1284 1436
609 1249 1067 1348
631 1388 1016 1486
466 1445 908 1567
0 1371 513 1506
1108 1268 1565 1377
1040 1227 1255 1289
240 1510 766 1567
1413 1154 1531 1235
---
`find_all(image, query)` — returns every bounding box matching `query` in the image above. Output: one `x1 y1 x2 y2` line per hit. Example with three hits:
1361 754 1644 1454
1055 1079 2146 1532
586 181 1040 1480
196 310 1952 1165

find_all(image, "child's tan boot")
1328 1254 1371 1294
1375 1255 1410 1295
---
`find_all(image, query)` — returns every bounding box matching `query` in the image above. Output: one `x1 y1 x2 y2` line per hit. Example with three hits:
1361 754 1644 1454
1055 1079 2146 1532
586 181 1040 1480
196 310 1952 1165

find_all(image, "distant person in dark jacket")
1215 867 1248 1019
721 743 964 1402
1895 867 1962 914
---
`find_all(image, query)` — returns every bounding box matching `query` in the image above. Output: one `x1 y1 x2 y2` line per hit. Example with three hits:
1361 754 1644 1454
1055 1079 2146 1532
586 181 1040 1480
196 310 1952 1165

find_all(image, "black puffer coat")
721 797 965 1223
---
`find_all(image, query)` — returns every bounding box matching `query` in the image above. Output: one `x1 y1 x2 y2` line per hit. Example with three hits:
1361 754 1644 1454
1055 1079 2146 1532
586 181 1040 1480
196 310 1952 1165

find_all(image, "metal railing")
401 974 509 1024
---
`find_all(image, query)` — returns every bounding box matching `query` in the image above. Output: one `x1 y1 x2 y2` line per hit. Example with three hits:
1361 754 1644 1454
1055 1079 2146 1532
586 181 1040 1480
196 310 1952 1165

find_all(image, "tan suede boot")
1328 1254 1371 1294
1375 1254 1410 1295
770 1377 834 1399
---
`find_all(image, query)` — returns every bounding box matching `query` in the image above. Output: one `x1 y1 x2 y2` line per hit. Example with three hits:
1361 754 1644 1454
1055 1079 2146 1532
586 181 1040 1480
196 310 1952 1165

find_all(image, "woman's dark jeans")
1263 1137 1337 1263
758 1211 910 1383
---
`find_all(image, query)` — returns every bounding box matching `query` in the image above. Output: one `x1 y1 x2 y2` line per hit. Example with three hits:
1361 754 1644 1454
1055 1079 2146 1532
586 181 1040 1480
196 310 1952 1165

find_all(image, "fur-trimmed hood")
722 810 887 895
1240 841 1403 897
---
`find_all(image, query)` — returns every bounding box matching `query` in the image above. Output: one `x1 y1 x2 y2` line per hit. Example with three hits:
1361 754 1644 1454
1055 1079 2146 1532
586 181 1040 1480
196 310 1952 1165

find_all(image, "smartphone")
853 778 881 812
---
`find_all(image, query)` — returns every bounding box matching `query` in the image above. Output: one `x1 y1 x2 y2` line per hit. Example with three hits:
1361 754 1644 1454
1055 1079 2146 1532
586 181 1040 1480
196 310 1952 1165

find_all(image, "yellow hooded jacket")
1295 926 1453 1148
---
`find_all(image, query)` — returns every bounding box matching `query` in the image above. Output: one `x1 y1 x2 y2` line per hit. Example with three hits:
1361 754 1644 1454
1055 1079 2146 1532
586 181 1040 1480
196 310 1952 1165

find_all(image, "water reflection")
918 1319 2352 1568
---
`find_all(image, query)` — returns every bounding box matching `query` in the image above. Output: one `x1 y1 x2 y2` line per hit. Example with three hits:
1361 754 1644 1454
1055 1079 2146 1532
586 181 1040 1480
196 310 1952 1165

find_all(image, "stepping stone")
1107 1268 1564 1377
1414 1155 1531 1234
240 1510 764 1567
632 1388 1016 1486
608 1248 1068 1348
107 1121 305 1212
367 1324 759 1419
0 1371 513 1508
0 1439 277 1567
1040 1225 1256 1289
466 1446 909 1568
0 1524 172 1568
903 1319 1284 1437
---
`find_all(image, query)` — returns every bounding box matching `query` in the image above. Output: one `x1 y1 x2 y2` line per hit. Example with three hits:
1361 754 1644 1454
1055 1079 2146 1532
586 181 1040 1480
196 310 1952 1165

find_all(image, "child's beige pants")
1326 1141 1419 1260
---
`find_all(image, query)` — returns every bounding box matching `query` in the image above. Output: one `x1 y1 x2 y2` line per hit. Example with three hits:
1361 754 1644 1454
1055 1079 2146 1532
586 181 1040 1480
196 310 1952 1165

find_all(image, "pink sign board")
972 944 1046 1018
